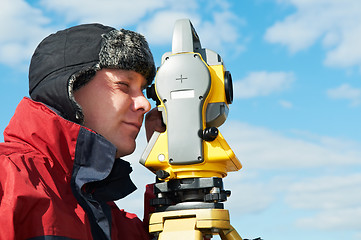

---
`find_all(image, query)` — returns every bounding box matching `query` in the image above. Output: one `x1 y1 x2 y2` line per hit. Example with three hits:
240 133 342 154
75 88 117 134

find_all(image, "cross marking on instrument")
176 74 187 83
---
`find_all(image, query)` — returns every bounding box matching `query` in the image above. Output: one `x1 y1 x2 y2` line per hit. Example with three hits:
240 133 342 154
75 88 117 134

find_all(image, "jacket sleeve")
143 183 156 231
109 202 151 240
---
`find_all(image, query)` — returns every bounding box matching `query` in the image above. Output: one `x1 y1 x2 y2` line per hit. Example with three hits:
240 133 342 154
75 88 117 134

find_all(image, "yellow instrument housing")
140 55 241 180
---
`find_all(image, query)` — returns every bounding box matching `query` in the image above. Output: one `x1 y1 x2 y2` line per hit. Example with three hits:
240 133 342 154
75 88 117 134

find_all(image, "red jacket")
0 97 150 240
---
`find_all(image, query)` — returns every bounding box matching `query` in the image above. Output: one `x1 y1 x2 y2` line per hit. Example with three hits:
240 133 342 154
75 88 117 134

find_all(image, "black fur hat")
29 23 156 123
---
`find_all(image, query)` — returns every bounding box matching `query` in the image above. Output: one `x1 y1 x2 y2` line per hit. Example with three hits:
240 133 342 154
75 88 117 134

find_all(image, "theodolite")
140 18 243 240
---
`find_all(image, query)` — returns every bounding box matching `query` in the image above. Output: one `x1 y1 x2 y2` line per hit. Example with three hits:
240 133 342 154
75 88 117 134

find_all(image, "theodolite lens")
224 71 233 104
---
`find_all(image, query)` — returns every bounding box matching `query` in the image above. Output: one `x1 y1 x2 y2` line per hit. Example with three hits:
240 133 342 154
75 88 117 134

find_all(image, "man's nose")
133 94 151 113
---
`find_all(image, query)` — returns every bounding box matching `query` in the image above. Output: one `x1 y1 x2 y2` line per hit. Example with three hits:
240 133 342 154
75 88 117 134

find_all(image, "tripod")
148 177 242 240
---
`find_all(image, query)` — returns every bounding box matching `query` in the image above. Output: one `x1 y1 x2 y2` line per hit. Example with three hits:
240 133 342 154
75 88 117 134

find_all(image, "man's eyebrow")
124 72 147 90
141 81 148 90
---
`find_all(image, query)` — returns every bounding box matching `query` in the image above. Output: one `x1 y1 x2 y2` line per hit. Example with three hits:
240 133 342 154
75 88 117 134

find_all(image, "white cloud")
286 174 361 230
226 170 361 231
221 121 361 169
117 120 361 233
233 71 295 99
297 208 361 231
137 0 245 57
196 11 246 56
125 121 361 220
225 173 276 215
137 11 197 46
279 99 293 108
265 0 361 68
286 174 361 210
39 0 245 55
38 0 166 27
224 125 361 229
221 121 361 229
354 233 361 240
327 84 361 106
1 0 245 70
0 0 54 67
0 0 167 68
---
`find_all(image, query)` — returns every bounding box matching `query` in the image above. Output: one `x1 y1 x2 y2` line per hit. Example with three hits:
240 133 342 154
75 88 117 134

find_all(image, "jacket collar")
5 97 137 239
4 97 80 176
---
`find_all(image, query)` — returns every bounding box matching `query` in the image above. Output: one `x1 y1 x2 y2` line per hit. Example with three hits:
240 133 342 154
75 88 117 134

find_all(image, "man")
0 23 161 239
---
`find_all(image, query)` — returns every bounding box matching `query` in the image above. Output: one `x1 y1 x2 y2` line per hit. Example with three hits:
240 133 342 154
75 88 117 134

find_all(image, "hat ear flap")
67 64 100 124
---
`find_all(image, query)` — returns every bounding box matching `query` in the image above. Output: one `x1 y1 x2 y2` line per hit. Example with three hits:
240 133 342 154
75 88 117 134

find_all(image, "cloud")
218 121 361 231
286 174 361 231
220 121 361 230
265 0 361 69
222 121 361 229
355 233 361 240
0 0 54 68
0 0 167 69
221 121 361 169
327 84 361 106
233 71 295 99
196 10 246 56
119 120 361 226
225 173 276 215
38 0 166 28
279 99 293 108
39 0 245 54
1 0 245 70
286 174 361 211
137 11 197 46
137 0 245 57
296 208 361 231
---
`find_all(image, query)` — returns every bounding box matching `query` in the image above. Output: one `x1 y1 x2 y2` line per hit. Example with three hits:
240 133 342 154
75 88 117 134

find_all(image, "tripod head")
140 18 241 181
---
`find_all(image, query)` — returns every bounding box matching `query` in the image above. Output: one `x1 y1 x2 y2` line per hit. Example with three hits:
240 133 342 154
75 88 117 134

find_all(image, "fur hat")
29 23 156 123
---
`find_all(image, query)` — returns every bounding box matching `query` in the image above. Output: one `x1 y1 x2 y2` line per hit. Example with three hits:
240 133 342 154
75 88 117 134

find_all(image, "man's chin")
115 142 136 158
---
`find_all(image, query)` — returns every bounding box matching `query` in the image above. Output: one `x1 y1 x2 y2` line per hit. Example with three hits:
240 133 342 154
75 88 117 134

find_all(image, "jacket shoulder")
0 145 92 239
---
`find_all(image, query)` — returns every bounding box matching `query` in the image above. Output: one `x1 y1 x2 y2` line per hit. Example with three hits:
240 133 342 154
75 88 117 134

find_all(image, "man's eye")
117 82 129 87
117 82 130 91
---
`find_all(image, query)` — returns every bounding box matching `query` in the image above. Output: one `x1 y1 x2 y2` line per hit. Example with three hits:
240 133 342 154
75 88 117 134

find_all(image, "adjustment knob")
156 170 170 180
203 127 219 141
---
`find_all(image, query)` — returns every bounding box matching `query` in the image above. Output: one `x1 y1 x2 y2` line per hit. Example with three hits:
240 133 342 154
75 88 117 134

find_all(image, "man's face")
74 69 151 158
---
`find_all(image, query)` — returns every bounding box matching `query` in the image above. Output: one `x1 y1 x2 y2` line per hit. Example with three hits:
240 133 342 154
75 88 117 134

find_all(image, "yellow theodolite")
140 18 243 240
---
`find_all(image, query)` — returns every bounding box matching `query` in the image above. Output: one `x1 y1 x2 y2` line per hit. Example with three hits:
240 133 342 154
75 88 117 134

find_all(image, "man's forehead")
125 70 148 86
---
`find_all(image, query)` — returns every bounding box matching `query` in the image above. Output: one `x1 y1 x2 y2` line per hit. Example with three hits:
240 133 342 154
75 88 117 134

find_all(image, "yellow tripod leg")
149 209 243 240
220 225 243 240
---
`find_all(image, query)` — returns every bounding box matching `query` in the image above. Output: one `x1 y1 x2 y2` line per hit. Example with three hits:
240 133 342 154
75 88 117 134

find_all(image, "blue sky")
1 0 361 239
